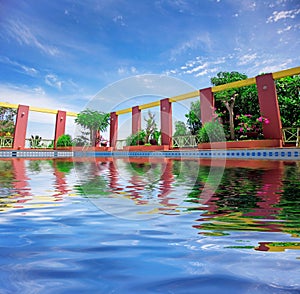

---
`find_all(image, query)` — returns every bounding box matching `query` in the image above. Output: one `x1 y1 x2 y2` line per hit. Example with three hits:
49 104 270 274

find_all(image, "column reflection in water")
100 157 179 218
0 159 27 211
191 160 299 238
5 157 298 238
53 159 73 199
2 158 76 212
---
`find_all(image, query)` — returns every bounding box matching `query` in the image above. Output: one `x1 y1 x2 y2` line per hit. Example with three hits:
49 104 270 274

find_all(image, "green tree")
276 75 300 127
173 121 189 136
75 109 110 146
185 100 202 135
144 110 157 144
0 107 17 135
211 72 259 140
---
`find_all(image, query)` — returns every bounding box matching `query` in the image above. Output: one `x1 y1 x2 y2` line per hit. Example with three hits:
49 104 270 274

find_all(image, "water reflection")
0 158 299 239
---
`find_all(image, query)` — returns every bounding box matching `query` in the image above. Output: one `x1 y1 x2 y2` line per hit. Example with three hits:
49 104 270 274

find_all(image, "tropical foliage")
211 71 259 140
29 135 42 148
126 111 160 146
185 100 202 135
197 120 225 143
173 121 189 136
235 114 270 139
126 130 146 146
56 134 73 147
276 75 300 127
75 109 110 146
144 110 158 144
0 107 17 135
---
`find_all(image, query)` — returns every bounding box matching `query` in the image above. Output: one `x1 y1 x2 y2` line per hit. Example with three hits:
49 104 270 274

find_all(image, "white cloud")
0 84 79 139
277 25 292 34
113 15 126 26
0 83 78 114
237 53 257 66
184 63 208 74
258 59 293 74
177 56 226 77
117 66 139 76
195 69 208 77
0 56 38 76
45 74 63 90
4 19 59 56
267 9 300 23
268 0 289 8
169 33 212 61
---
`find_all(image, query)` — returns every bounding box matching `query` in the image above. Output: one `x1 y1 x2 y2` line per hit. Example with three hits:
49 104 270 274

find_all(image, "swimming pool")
0 158 299 293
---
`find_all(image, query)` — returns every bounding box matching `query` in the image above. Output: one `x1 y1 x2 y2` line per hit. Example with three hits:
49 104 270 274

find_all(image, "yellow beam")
30 106 78 117
139 101 160 110
1 66 299 117
169 90 199 102
66 111 78 117
0 102 78 117
29 106 59 114
211 77 256 93
272 66 300 80
0 102 19 109
116 107 132 115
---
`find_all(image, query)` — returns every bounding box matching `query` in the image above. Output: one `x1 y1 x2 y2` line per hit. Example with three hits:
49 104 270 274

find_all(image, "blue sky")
0 0 299 139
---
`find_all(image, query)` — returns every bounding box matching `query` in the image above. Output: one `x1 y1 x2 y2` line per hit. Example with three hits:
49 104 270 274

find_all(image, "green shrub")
126 130 146 146
56 134 73 147
198 120 225 143
29 135 42 148
150 130 161 144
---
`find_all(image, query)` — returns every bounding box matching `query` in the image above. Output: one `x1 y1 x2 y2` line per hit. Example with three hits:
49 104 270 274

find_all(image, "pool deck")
0 147 299 160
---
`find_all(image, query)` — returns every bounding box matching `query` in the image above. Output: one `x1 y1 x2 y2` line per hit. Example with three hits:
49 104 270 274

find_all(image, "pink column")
109 112 118 148
132 106 141 134
13 105 29 149
200 87 215 124
160 98 172 148
54 110 66 147
256 74 282 139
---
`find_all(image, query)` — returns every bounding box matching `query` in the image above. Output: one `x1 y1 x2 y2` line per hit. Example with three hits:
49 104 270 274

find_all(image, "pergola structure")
0 66 299 149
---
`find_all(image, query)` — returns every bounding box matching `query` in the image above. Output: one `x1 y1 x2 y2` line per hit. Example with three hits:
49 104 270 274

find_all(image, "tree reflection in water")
1 158 299 239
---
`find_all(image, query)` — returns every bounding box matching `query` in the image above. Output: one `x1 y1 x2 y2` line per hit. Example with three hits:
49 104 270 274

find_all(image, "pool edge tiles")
0 150 74 158
0 148 299 160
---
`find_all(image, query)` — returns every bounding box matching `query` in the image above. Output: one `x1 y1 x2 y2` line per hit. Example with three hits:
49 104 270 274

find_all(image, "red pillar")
160 98 172 147
256 74 282 139
13 105 29 149
132 106 141 134
200 87 215 124
110 112 118 148
54 110 66 147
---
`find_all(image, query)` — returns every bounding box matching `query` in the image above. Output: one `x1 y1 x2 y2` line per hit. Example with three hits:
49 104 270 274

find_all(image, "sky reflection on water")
0 158 299 293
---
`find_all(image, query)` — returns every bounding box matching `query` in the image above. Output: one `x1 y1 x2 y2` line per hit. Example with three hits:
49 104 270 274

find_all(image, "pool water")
0 158 299 294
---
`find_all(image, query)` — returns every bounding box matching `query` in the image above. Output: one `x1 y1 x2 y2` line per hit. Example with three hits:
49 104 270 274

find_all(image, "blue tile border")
0 148 299 160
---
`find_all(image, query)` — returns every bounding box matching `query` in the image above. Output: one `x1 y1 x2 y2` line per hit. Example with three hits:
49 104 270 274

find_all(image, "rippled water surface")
0 158 299 294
